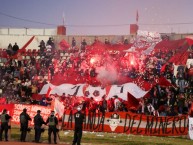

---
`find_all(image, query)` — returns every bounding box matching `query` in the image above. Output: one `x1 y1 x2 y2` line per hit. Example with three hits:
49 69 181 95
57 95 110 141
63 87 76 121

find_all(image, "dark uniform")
20 108 32 142
0 109 11 141
34 110 46 143
46 111 58 144
72 107 84 145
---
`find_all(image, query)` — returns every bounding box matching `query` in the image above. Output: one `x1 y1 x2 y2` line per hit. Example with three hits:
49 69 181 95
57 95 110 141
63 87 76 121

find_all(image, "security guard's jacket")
46 115 58 127
34 114 46 127
20 112 31 125
1 113 11 124
74 111 84 128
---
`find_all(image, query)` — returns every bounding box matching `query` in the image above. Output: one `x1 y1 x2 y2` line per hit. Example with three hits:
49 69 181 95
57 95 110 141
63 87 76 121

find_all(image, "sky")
0 0 193 35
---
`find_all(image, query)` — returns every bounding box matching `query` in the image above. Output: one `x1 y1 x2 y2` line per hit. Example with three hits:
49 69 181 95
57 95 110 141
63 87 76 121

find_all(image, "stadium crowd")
0 36 193 117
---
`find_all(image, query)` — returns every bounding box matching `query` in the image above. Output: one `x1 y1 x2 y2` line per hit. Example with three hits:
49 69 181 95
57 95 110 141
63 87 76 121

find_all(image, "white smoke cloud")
96 60 118 86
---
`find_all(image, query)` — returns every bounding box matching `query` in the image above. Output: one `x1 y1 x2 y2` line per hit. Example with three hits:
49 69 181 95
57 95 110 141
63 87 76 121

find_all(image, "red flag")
46 87 52 98
160 64 167 72
12 36 35 59
127 92 139 110
18 36 35 53
186 36 193 46
158 76 173 87
32 94 43 101
59 39 70 50
136 10 139 23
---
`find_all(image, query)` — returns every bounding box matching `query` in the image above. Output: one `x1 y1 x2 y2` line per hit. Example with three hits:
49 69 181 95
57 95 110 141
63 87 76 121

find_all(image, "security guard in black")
46 111 58 144
34 110 46 143
0 109 11 141
72 107 84 145
19 108 32 142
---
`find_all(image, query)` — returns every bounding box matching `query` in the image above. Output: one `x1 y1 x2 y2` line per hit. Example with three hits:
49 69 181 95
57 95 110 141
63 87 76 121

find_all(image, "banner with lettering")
0 104 189 136
61 111 188 136
0 104 52 125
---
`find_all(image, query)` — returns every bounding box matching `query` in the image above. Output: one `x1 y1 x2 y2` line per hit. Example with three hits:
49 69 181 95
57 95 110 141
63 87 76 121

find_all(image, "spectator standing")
99 95 108 114
6 43 13 56
40 95 47 106
19 108 32 142
72 107 84 145
146 103 155 116
176 68 187 93
0 109 12 141
12 42 19 54
34 110 46 143
72 37 76 48
108 98 115 112
177 93 185 114
39 40 46 55
123 38 129 44
114 95 121 111
81 39 87 52
88 97 97 113
47 37 55 51
105 39 110 44
47 37 53 46
17 53 23 68
23 79 32 97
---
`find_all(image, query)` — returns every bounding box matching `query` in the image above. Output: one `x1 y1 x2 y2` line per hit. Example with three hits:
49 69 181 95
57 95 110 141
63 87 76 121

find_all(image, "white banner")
189 117 193 140
39 83 149 101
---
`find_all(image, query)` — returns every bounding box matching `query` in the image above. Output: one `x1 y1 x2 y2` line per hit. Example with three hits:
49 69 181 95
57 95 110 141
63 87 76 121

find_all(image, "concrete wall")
0 28 192 50
0 28 130 50
0 28 56 36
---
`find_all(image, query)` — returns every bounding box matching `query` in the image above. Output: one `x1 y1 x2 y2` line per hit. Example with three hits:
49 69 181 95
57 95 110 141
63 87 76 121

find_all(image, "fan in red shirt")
88 97 97 113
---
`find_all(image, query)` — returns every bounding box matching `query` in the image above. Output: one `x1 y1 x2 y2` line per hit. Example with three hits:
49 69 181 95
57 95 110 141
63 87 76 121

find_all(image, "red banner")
0 104 14 116
0 104 52 125
0 104 188 136
61 111 188 136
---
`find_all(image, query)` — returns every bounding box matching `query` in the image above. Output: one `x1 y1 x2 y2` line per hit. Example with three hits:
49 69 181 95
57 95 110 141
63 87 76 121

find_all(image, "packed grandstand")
0 31 193 119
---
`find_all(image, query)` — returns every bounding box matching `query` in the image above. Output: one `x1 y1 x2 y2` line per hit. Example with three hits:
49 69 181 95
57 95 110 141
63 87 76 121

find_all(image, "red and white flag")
54 98 64 117
46 87 52 98
186 36 193 46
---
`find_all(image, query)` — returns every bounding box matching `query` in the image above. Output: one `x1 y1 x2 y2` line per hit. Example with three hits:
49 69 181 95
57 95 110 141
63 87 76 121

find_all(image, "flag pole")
136 10 139 25
62 12 65 26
